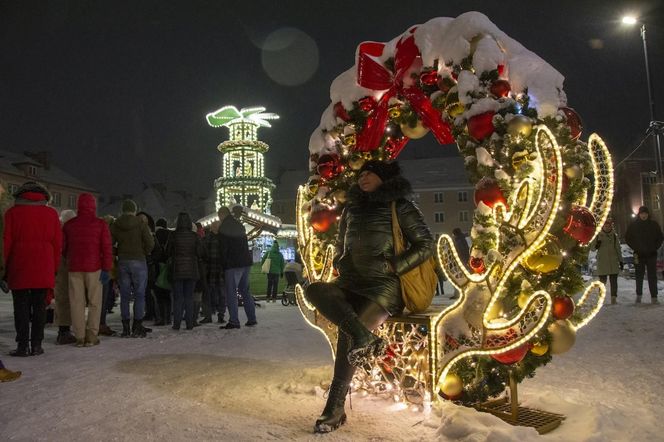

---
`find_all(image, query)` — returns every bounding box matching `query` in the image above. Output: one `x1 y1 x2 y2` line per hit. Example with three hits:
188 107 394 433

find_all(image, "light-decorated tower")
206 105 279 213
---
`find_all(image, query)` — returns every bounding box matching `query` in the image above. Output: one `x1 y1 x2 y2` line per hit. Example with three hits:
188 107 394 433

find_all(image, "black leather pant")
305 282 389 383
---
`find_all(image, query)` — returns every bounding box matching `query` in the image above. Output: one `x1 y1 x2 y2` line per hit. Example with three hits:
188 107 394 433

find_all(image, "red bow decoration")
355 35 453 152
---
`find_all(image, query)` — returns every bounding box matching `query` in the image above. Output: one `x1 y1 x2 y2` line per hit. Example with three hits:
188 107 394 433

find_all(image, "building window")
435 212 445 223
8 184 18 195
459 210 469 222
458 191 468 202
52 192 61 207
28 165 37 176
434 192 444 203
68 195 77 209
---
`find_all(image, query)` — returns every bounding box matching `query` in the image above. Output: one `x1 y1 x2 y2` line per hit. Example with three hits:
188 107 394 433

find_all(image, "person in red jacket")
63 193 113 346
4 181 62 357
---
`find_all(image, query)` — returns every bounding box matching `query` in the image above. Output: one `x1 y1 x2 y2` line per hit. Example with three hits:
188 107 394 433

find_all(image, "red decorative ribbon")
355 35 453 152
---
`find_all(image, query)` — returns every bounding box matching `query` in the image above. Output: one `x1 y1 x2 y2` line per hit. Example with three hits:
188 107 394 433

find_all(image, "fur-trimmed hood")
347 174 413 204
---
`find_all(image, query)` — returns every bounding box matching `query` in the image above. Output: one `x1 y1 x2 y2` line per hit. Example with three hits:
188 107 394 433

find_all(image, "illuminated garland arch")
295 12 613 405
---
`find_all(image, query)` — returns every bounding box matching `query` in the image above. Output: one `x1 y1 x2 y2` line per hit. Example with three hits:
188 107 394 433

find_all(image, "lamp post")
622 15 663 180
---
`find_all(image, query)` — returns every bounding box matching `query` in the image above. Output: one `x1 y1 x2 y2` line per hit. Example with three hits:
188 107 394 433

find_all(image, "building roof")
0 149 96 191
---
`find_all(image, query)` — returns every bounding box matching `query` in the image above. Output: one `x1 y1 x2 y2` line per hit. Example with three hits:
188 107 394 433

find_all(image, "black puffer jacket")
219 216 252 269
167 214 204 280
334 175 434 315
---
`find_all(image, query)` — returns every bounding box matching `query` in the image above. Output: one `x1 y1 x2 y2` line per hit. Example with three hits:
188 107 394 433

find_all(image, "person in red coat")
3 181 62 357
63 193 113 346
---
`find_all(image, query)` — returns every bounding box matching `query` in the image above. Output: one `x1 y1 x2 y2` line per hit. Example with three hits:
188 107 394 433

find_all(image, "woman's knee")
304 282 332 303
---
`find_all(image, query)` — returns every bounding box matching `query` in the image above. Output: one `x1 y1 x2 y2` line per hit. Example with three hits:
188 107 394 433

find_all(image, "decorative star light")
206 105 280 128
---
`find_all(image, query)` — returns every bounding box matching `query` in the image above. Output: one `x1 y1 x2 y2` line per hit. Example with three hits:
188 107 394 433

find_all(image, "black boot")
131 320 147 338
314 379 349 433
9 344 30 357
56 326 77 345
30 341 44 356
121 319 131 338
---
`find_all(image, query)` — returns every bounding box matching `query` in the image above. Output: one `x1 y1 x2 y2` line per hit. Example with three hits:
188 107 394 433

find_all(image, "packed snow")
1 277 662 441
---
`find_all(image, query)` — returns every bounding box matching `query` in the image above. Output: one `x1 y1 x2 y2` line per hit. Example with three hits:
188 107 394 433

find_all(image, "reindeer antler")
434 125 563 390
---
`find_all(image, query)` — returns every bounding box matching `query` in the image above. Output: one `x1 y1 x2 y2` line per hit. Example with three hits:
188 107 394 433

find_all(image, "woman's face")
602 219 613 231
358 170 383 193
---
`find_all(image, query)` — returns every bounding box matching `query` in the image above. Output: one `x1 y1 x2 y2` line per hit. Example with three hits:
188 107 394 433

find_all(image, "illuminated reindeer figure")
433 126 613 393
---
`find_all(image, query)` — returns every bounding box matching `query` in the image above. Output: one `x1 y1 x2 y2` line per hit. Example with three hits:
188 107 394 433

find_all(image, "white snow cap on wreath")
308 11 566 155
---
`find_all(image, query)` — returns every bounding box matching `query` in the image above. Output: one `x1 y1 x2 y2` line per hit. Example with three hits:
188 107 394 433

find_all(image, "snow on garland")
296 11 614 405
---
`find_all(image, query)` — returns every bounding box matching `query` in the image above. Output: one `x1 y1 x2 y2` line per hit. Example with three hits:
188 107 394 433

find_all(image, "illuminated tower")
206 106 279 213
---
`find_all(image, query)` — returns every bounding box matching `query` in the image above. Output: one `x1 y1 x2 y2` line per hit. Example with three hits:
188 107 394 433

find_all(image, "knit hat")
638 206 649 214
358 160 401 182
121 199 138 214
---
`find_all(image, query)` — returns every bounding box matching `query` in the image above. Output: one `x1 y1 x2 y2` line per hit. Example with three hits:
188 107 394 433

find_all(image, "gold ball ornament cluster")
548 319 576 354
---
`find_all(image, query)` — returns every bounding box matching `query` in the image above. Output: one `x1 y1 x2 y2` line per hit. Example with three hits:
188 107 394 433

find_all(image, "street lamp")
622 15 663 180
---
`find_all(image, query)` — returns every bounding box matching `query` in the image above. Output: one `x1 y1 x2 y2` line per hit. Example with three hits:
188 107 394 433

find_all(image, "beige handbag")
391 202 438 313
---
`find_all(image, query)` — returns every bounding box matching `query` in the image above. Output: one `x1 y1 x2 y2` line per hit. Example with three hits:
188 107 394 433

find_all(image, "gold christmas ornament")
511 151 530 169
446 102 465 118
348 155 366 171
331 189 347 204
565 165 582 179
307 179 319 196
343 134 357 147
400 120 430 139
388 105 402 119
523 234 563 273
517 292 532 309
440 373 464 397
507 115 533 138
469 33 486 55
530 342 549 356
548 319 577 354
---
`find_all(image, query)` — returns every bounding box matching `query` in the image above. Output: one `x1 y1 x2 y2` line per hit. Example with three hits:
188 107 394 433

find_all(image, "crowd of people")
0 180 305 383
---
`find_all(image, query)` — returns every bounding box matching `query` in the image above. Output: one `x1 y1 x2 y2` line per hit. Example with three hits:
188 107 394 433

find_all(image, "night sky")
1 0 663 198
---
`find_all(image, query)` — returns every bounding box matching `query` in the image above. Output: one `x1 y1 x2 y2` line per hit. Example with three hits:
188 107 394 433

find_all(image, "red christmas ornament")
359 96 377 112
333 101 351 122
474 178 507 209
316 154 343 180
489 79 511 98
469 256 486 274
563 205 596 245
451 71 459 80
552 296 575 320
490 342 531 365
467 112 495 141
420 70 439 86
497 64 505 76
310 208 337 233
560 107 583 140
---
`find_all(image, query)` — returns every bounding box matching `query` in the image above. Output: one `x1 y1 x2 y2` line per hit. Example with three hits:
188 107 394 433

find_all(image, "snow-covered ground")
1 278 663 441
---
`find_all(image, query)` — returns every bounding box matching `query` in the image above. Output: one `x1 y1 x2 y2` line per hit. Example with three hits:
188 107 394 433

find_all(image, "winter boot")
9 344 29 357
636 295 642 304
121 320 131 338
131 320 147 338
56 326 77 345
0 367 22 382
30 342 44 356
98 324 117 336
314 379 349 433
611 296 617 305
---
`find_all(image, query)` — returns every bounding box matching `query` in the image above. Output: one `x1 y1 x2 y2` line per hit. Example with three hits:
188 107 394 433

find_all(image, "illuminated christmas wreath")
295 12 613 405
